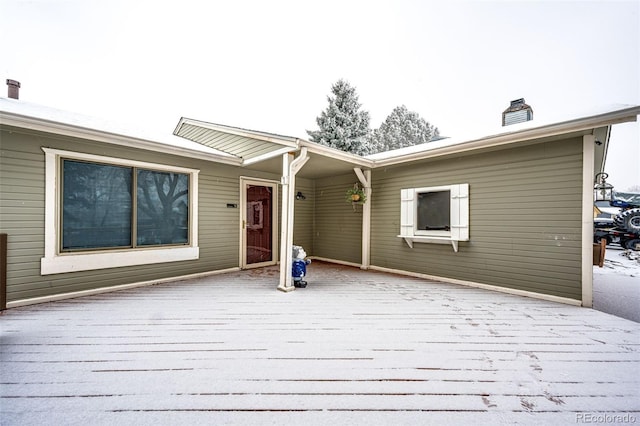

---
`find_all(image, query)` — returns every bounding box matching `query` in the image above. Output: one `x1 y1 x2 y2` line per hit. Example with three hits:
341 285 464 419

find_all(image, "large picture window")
399 184 469 251
61 161 189 251
42 148 199 275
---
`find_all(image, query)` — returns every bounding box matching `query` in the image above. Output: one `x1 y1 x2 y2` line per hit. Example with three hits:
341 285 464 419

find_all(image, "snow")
2 262 639 425
0 97 233 157
595 246 640 278
593 246 640 322
366 103 639 160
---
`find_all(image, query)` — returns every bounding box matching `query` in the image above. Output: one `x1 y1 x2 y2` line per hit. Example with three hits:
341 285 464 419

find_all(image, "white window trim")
399 183 469 252
41 148 199 275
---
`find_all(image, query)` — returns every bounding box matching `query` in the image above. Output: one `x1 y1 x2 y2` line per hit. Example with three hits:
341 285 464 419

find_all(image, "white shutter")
450 183 469 241
400 188 414 237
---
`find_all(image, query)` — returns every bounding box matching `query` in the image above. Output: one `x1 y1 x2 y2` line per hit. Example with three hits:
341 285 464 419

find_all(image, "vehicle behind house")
595 192 640 250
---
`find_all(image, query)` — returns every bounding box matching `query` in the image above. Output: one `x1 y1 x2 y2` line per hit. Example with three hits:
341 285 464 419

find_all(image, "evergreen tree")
307 80 372 156
370 105 439 154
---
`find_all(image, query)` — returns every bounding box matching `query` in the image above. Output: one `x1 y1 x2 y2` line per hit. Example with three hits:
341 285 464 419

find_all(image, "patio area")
1 261 639 425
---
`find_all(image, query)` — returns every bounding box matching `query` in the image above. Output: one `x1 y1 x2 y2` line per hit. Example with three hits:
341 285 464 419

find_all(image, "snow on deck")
1 262 639 425
593 247 640 323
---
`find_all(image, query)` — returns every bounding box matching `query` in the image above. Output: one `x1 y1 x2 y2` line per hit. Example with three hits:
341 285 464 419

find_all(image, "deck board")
1 261 639 425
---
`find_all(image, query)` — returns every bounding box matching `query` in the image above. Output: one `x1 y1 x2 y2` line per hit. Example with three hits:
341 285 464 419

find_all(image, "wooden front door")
241 180 277 268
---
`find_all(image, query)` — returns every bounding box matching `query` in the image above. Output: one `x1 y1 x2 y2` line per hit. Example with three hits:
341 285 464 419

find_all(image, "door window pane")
246 185 273 264
136 170 189 246
62 160 132 250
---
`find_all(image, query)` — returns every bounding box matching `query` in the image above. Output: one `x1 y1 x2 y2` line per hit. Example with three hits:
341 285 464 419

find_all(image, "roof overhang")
174 117 374 179
370 105 640 168
174 105 638 179
0 100 241 166
240 140 374 179
174 118 300 164
4 97 635 181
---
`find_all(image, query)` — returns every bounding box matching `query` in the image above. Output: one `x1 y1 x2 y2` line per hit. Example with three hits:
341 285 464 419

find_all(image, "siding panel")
313 174 363 264
293 178 315 254
370 138 584 300
0 127 281 303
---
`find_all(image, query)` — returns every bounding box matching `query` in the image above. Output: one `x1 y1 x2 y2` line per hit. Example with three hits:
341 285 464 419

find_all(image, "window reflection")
62 160 132 250
137 170 189 246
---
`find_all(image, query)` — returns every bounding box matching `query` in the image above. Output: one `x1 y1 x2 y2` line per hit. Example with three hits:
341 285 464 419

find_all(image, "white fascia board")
372 105 640 168
299 140 374 168
175 117 299 148
1 111 243 166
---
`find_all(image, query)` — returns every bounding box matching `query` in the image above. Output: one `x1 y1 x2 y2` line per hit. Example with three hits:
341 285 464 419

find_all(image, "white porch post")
582 135 595 307
278 148 309 292
278 153 294 292
354 168 371 269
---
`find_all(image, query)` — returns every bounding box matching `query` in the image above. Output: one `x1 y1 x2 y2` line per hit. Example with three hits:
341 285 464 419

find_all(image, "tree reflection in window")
61 159 189 251
136 170 189 246
62 160 132 250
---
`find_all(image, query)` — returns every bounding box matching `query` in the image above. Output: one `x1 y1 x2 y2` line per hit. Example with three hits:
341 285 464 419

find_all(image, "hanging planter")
346 183 366 209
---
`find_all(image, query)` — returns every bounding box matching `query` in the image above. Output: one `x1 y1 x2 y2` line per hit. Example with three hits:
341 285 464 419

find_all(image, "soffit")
243 151 370 179
174 118 299 162
174 117 373 179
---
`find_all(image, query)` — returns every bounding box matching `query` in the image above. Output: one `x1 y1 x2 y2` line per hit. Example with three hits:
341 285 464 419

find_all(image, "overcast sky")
1 0 639 189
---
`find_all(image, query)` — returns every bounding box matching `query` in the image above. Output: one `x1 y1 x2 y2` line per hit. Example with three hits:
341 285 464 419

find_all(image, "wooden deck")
1 262 639 425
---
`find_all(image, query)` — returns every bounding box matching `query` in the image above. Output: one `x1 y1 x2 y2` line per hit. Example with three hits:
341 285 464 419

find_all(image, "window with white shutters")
399 184 469 252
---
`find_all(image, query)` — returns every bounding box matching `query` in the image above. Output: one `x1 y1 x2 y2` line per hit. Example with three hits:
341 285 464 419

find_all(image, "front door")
241 179 278 268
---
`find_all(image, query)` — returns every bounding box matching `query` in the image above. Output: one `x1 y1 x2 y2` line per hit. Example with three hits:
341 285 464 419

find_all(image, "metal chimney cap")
6 79 21 99
503 98 532 114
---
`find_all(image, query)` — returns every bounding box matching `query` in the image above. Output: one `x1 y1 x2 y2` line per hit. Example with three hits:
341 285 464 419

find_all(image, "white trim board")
7 267 240 309
309 256 362 269
239 177 279 269
369 265 582 306
303 257 582 306
581 135 596 308
40 147 200 274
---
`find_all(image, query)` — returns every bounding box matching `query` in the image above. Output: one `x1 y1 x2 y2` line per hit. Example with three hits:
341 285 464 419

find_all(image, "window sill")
397 235 463 252
41 246 199 275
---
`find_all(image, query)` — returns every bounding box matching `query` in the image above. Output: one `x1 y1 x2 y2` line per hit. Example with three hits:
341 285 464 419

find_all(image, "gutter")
600 125 612 174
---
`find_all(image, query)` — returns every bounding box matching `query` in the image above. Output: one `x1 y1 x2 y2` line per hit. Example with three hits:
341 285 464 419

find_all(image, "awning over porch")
174 118 300 165
173 117 374 293
173 117 373 177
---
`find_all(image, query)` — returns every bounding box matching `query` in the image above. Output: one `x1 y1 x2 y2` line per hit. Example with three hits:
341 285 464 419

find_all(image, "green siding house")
1 96 638 309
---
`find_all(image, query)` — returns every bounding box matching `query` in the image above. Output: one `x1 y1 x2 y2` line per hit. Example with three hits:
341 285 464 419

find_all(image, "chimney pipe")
6 79 20 99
